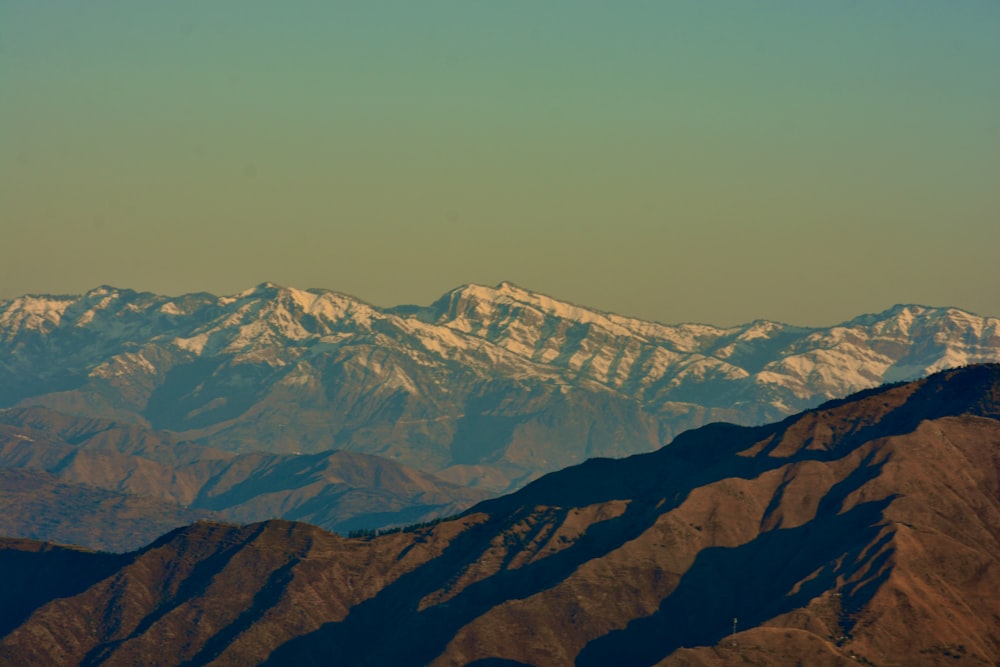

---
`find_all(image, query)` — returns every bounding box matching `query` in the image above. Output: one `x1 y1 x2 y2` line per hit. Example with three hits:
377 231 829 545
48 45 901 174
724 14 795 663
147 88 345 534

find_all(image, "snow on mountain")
0 295 76 339
2 283 998 490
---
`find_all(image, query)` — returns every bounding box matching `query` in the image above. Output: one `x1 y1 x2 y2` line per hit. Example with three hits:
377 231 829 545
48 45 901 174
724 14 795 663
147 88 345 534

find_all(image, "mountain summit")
2 283 999 490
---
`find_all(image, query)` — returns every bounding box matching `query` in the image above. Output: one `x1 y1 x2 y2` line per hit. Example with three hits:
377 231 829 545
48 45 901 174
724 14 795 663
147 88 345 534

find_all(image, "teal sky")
3 1 999 326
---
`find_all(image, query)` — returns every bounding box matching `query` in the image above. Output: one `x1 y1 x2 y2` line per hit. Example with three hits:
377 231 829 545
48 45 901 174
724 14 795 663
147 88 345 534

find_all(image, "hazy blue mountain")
0 407 488 550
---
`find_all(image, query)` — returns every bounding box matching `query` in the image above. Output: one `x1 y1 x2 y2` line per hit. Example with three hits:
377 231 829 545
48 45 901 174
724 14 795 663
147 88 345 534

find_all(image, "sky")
2 1 999 326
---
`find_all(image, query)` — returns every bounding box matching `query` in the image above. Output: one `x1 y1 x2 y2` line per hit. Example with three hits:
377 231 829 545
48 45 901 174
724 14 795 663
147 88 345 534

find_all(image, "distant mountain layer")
0 407 487 550
2 364 998 666
0 468 222 553
2 282 999 490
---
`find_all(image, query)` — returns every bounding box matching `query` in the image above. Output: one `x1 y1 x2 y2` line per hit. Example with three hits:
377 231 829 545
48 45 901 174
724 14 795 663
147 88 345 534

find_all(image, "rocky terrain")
1 364 998 666
3 282 999 492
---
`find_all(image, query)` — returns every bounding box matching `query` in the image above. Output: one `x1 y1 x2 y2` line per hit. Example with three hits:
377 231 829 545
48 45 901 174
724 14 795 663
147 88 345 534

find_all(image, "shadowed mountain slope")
3 282 999 491
0 538 130 640
1 365 998 666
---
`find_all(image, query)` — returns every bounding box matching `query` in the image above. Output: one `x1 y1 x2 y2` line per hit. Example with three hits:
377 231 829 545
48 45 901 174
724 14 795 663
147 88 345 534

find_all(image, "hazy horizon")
3 2 998 327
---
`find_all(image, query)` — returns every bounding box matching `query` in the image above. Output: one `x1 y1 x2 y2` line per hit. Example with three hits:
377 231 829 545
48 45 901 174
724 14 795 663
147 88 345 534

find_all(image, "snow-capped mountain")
2 282 999 490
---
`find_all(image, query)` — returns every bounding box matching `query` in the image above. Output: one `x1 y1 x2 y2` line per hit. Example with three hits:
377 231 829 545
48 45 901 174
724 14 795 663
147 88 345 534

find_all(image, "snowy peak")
437 282 616 324
846 303 982 330
842 303 999 353
433 281 737 354
0 294 77 338
227 283 375 322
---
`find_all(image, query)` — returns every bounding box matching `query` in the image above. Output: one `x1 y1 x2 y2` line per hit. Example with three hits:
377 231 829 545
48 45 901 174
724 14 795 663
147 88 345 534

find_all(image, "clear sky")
3 1 998 326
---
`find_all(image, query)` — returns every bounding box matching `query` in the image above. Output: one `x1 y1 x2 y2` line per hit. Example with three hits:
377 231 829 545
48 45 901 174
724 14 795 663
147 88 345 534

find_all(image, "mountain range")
2 364 998 666
3 281 999 499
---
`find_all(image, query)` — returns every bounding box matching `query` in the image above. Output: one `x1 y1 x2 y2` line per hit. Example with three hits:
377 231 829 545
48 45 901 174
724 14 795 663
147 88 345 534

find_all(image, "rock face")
0 408 488 550
3 281 999 491
2 365 998 666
